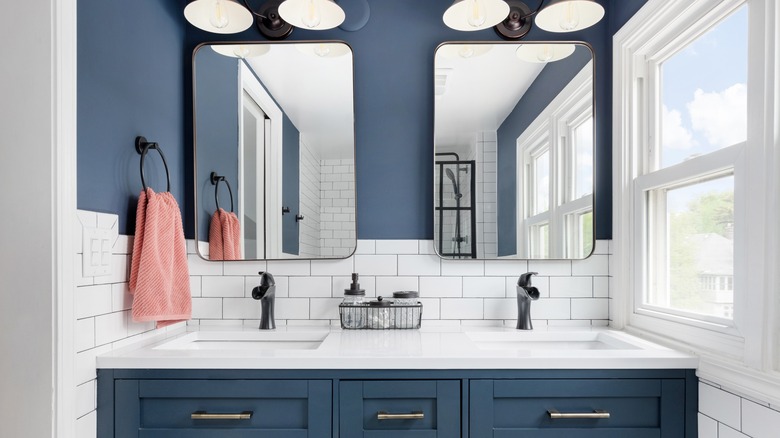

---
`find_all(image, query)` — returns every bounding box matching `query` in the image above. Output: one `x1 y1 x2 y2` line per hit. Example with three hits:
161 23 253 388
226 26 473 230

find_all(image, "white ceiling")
245 44 354 159
434 44 545 154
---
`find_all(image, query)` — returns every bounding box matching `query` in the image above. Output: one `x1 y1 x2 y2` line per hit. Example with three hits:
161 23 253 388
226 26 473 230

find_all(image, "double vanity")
97 327 698 437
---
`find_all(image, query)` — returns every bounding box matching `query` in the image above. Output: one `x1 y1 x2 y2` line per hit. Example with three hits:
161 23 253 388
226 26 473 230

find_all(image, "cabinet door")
115 379 331 438
339 380 460 438
469 379 685 438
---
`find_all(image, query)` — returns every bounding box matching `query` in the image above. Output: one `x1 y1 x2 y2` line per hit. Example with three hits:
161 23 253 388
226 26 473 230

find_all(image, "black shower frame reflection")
435 154 477 259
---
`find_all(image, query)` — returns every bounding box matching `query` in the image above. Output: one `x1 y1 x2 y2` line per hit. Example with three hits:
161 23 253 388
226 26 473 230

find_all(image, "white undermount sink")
154 331 328 351
465 331 641 351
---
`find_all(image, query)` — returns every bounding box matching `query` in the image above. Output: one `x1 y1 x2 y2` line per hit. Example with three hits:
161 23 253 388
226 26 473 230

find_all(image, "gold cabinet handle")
547 409 610 419
191 411 253 420
377 411 425 420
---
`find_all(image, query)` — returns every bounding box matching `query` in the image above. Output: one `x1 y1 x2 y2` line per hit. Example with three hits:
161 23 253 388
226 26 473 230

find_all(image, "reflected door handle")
547 409 610 419
282 206 290 214
295 214 304 222
377 411 425 420
191 411 253 420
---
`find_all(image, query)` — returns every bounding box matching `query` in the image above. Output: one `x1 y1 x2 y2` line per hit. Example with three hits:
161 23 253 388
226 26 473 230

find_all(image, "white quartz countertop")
96 326 698 370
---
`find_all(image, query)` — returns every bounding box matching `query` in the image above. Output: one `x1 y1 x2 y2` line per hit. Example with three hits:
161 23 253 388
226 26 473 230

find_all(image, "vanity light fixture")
443 0 511 31
278 0 345 30
515 43 575 62
184 0 254 34
444 0 605 40
184 0 345 39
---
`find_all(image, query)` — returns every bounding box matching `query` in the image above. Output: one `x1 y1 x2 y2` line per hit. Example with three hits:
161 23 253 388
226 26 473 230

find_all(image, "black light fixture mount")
494 0 533 40
253 0 294 40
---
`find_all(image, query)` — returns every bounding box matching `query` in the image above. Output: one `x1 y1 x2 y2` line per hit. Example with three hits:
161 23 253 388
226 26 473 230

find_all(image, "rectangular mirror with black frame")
193 42 356 261
434 42 594 260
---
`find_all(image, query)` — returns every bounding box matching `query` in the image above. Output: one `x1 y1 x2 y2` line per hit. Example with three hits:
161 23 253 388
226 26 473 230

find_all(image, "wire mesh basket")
339 302 422 330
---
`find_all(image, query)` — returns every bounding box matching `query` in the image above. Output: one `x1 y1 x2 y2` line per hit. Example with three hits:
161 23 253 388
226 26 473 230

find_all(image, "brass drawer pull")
548 409 610 419
191 411 253 420
377 411 425 420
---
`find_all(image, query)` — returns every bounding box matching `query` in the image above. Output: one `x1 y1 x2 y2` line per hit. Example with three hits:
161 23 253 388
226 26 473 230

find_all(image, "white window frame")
613 0 780 405
517 61 594 259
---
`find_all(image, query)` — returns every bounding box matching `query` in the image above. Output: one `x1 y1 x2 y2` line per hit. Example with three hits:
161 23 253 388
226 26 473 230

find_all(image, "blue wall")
78 0 649 242
496 46 593 256
282 116 300 255
78 0 188 233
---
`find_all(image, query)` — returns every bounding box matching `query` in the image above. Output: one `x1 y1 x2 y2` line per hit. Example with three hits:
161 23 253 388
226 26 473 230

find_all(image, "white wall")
0 0 63 436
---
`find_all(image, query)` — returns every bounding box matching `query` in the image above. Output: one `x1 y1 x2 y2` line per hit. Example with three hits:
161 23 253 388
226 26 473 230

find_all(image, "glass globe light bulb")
208 0 230 29
302 0 322 28
558 3 579 31
458 45 476 58
233 45 250 58
536 45 554 62
466 0 487 28
314 44 331 57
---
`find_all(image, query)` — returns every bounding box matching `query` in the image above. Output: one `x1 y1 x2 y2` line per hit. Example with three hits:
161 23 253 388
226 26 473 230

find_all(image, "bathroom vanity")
97 328 698 437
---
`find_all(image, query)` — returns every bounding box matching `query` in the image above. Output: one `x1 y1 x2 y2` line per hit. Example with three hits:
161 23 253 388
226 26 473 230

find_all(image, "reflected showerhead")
445 168 462 199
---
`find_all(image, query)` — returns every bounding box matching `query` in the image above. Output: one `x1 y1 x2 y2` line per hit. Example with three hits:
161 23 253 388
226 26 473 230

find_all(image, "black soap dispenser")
343 273 366 303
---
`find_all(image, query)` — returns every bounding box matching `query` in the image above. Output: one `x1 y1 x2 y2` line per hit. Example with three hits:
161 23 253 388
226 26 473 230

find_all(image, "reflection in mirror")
194 42 356 260
434 42 594 260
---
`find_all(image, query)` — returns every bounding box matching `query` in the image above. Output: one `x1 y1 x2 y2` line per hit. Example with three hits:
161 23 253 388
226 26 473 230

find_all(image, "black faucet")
251 271 276 330
516 272 540 330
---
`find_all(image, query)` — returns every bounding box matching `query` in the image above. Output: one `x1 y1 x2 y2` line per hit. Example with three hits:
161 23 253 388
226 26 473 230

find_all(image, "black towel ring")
210 172 235 213
135 136 171 192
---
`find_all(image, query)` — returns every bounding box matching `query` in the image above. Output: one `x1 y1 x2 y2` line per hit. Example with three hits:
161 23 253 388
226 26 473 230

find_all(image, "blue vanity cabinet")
469 378 686 437
112 379 332 437
339 380 461 437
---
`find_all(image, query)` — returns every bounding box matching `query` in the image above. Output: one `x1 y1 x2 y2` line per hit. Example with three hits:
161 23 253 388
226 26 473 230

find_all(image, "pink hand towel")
129 188 191 328
209 208 241 260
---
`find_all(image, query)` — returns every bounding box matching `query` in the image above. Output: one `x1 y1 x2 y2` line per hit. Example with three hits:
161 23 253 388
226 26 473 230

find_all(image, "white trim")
54 0 77 436
614 0 780 404
239 62 283 259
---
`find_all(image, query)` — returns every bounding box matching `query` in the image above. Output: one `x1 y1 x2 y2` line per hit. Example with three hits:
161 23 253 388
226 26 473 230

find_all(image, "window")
518 60 594 259
615 0 780 403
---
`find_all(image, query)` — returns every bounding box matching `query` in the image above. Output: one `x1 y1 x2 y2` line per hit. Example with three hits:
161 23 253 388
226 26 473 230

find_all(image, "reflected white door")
239 90 267 259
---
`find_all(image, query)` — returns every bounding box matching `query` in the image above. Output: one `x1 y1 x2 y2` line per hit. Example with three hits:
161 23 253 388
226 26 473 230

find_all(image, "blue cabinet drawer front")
115 379 331 438
340 380 460 438
470 379 685 438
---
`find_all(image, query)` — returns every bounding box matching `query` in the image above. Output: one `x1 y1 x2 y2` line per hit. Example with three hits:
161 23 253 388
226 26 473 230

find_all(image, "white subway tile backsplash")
355 239 376 254
398 255 441 276
332 275 376 297
484 259 529 276
223 260 266 276
376 239 419 255
289 276 332 298
202 276 245 298
311 257 354 276
572 254 609 276
354 255 397 276
76 411 97 438
419 276 462 297
189 276 202 298
418 298 440 319
188 254 223 276
700 383 742 431
191 297 223 319
274 298 311 320
440 299 484 319
376 276 419 297
223 298 262 320
484 298 516 320
75 380 96 419
529 260 572 276
419 240 436 255
267 260 311 276
593 277 609 298
94 311 127 346
441 259 484 276
719 424 750 438
75 318 95 352
571 299 608 320
741 399 780 438
550 276 593 298
76 284 113 319
75 344 111 385
532 299 571 320
463 277 506 298
309 298 343 320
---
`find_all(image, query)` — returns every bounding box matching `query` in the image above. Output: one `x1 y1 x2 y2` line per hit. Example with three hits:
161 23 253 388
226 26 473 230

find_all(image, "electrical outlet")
83 227 113 277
